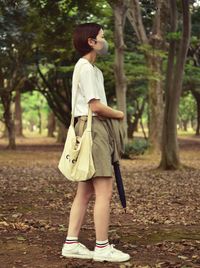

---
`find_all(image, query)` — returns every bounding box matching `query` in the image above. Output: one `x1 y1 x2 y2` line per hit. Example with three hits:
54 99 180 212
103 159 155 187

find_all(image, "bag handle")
70 62 92 131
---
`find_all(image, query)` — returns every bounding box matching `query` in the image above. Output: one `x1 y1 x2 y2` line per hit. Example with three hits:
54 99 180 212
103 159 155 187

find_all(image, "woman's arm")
89 99 124 120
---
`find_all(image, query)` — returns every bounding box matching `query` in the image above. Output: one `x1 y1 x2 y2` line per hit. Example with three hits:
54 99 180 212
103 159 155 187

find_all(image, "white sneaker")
61 242 93 259
93 244 130 262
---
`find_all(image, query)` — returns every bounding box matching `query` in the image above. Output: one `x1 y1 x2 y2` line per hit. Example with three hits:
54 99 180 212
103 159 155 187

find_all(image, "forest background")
0 0 199 170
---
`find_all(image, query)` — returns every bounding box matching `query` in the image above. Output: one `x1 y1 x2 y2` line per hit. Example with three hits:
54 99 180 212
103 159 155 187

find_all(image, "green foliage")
21 91 49 131
184 64 200 85
178 92 197 123
137 44 167 59
123 138 149 158
166 31 182 41
0 0 198 135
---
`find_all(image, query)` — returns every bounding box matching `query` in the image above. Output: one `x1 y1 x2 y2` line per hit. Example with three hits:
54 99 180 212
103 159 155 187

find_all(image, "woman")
61 23 130 263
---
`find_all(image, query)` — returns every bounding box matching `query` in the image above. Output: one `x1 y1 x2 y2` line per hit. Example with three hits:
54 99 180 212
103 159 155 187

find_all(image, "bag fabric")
75 116 114 178
58 63 95 182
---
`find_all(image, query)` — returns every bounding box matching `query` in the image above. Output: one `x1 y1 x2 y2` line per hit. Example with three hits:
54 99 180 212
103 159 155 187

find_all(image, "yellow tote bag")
58 63 95 181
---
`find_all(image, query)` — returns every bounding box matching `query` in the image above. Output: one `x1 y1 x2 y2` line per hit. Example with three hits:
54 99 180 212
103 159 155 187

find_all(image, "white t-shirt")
71 57 108 117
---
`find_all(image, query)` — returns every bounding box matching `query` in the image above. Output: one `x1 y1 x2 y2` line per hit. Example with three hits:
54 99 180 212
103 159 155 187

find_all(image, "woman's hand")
117 111 124 120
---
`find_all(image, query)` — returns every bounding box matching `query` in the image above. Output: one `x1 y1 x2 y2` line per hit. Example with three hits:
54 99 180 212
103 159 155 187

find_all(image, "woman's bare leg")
67 180 94 237
92 176 114 241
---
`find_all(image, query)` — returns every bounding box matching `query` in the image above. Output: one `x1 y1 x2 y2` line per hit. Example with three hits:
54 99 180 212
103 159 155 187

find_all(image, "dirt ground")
0 135 200 268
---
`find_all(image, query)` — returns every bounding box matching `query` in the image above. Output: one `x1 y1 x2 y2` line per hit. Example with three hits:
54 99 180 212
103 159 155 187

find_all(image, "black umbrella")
113 161 127 213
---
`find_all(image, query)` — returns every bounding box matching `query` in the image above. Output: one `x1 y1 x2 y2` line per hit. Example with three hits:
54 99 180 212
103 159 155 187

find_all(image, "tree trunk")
127 99 145 138
1 88 16 149
57 120 68 143
38 107 42 134
191 90 200 136
146 54 164 152
196 99 200 136
47 111 56 137
159 0 191 170
127 114 134 139
182 120 188 132
146 0 166 152
126 0 167 153
110 0 128 144
14 88 24 137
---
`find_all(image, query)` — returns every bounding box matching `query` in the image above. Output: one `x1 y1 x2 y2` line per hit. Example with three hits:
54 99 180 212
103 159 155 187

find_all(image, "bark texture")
159 0 191 169
1 88 16 149
14 88 24 137
110 0 128 144
127 0 167 152
47 111 56 137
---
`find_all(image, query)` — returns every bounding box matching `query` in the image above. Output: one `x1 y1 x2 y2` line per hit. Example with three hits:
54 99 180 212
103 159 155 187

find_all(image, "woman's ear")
88 37 96 47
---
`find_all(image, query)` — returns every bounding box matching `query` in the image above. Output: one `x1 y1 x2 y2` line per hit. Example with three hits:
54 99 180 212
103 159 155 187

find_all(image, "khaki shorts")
74 116 114 178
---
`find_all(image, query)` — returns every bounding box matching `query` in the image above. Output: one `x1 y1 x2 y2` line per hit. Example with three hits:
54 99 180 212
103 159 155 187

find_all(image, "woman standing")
61 23 130 263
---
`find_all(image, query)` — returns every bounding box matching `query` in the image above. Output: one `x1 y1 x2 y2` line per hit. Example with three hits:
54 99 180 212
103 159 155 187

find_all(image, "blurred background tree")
0 0 199 171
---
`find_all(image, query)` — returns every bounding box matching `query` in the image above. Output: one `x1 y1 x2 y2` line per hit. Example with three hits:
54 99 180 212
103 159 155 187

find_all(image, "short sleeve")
79 64 100 103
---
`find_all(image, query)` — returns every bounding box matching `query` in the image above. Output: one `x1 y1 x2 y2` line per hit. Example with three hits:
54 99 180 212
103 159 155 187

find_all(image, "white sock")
65 236 78 245
95 239 109 249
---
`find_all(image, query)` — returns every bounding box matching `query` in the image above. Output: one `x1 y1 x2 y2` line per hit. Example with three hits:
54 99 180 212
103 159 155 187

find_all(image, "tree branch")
126 0 148 44
173 0 191 100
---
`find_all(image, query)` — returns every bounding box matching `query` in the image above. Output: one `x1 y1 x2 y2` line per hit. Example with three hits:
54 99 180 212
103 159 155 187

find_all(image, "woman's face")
95 28 105 46
89 28 108 55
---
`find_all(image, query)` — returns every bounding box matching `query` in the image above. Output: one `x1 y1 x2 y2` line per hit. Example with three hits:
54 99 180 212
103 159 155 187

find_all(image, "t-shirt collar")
80 57 95 67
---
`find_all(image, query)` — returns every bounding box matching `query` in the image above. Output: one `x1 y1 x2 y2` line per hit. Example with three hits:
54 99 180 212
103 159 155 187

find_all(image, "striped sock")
65 236 79 245
95 239 109 249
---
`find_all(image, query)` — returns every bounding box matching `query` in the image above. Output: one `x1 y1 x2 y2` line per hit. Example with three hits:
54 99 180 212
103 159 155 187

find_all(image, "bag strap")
70 62 92 131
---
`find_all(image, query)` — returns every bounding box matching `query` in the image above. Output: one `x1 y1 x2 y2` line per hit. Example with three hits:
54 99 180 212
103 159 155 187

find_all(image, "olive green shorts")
74 116 114 178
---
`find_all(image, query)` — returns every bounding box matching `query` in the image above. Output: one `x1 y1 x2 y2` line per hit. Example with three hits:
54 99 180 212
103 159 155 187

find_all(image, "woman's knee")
93 177 113 200
75 191 93 204
95 190 113 201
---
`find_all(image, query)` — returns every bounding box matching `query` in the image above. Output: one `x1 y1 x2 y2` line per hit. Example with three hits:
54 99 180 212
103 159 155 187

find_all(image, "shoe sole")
93 256 130 262
62 251 93 260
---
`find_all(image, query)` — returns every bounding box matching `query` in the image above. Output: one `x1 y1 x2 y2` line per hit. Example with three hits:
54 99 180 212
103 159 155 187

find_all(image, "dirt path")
0 135 200 267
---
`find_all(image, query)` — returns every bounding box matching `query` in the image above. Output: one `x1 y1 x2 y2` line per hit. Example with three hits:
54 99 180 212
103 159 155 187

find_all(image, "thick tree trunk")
1 89 16 149
111 1 128 144
47 111 56 137
146 54 164 152
146 0 166 152
126 0 166 153
14 88 24 137
159 0 191 170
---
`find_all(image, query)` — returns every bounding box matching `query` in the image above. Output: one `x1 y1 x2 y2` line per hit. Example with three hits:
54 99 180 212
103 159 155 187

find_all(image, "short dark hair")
73 23 103 56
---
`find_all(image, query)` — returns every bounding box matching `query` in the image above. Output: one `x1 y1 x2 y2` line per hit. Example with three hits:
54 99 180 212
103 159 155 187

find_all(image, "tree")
109 0 128 144
159 0 191 170
47 110 56 137
26 0 112 130
184 52 200 136
0 0 33 148
126 0 168 152
14 86 24 137
0 0 110 146
178 92 197 131
184 2 200 136
192 89 200 135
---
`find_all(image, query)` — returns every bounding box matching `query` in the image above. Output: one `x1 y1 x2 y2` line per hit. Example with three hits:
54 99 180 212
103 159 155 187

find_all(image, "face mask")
92 39 109 56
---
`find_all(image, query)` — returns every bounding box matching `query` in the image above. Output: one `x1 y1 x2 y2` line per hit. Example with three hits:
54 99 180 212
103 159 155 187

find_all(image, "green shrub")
122 138 149 159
